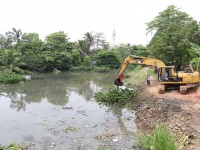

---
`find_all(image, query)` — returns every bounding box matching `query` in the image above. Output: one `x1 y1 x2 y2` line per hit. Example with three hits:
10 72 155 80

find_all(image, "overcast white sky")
1 0 200 45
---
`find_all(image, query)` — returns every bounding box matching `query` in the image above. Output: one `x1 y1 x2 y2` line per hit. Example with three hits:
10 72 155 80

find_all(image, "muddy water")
0 72 136 150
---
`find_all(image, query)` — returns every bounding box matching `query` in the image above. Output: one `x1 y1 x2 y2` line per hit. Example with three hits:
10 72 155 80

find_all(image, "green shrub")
0 70 26 84
82 55 91 66
93 66 110 73
70 66 110 73
71 49 81 66
70 66 93 71
95 86 137 107
135 124 178 150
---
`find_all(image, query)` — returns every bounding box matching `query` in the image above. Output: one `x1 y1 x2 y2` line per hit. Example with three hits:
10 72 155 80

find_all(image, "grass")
135 124 178 150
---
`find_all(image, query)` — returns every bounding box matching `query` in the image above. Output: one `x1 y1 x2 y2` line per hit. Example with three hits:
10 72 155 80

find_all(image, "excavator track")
158 85 165 94
180 85 187 94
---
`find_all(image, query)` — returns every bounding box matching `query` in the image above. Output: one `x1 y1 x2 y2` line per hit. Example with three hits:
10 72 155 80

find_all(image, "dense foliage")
147 5 200 70
95 50 121 69
0 69 26 83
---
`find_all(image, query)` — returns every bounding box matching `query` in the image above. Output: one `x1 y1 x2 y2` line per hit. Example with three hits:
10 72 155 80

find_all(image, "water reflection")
10 93 26 111
0 72 136 149
0 72 113 111
105 105 136 136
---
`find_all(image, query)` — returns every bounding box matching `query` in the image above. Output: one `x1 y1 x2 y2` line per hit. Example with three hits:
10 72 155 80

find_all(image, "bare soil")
134 78 200 149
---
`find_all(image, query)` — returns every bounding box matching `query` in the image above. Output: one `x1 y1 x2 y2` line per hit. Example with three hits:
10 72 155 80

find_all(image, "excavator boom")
117 55 166 76
114 55 200 94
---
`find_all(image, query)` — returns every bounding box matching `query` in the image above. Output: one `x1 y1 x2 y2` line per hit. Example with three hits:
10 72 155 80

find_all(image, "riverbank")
133 76 200 149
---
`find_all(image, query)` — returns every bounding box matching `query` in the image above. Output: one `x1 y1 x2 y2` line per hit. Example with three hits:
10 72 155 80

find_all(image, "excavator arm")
115 55 166 86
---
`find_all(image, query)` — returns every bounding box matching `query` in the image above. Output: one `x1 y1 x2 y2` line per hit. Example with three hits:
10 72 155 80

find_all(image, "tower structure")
112 28 116 47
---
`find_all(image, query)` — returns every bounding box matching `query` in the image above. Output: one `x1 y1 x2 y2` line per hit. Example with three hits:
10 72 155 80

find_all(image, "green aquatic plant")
95 86 137 107
0 142 23 150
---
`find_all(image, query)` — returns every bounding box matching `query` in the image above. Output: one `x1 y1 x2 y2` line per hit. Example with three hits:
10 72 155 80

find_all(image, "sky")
1 0 200 45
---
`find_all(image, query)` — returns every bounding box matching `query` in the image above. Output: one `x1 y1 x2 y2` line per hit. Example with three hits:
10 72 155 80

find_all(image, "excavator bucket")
114 74 124 86
114 78 124 86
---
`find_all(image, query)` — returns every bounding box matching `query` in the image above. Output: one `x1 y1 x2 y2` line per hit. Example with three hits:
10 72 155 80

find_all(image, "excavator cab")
158 66 178 82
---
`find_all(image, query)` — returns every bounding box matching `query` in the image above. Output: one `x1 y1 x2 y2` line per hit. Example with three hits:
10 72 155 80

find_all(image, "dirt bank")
134 78 200 149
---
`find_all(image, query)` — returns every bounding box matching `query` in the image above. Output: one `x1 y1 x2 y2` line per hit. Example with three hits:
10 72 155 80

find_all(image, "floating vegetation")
64 126 79 133
94 86 137 107
0 142 31 150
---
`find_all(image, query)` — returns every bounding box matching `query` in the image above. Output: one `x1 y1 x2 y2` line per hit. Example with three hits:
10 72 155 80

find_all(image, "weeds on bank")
94 86 137 107
135 124 178 150
70 66 110 73
0 70 26 84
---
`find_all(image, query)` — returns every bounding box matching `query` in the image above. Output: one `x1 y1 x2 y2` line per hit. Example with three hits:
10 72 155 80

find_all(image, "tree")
76 40 90 55
0 34 7 49
0 50 26 73
5 28 22 47
147 5 200 70
71 49 81 66
19 33 42 54
95 50 121 69
93 32 105 50
190 42 200 71
114 44 132 59
43 31 69 51
84 32 94 51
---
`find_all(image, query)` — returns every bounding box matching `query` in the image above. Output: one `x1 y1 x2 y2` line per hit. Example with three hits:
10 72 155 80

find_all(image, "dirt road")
134 78 200 149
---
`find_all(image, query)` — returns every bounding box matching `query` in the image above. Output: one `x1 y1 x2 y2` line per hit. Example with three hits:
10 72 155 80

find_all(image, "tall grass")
153 124 177 150
136 124 178 150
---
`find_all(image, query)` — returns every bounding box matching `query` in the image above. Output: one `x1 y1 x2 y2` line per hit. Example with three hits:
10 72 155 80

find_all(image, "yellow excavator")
114 55 200 94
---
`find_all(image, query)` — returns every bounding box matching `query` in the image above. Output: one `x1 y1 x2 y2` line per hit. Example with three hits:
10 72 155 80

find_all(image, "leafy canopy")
147 5 200 70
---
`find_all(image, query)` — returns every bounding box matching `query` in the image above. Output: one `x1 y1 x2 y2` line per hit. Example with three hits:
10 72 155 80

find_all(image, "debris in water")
112 136 121 142
62 106 73 110
51 142 55 148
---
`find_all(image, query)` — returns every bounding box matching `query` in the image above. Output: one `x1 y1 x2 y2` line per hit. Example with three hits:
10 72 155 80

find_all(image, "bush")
69 66 93 71
135 124 178 150
70 66 110 73
93 66 110 73
94 86 137 107
82 55 91 66
0 70 26 84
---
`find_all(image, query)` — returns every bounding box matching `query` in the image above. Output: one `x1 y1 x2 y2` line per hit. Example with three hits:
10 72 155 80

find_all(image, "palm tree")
0 50 26 73
84 32 94 51
76 40 90 55
6 28 22 46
